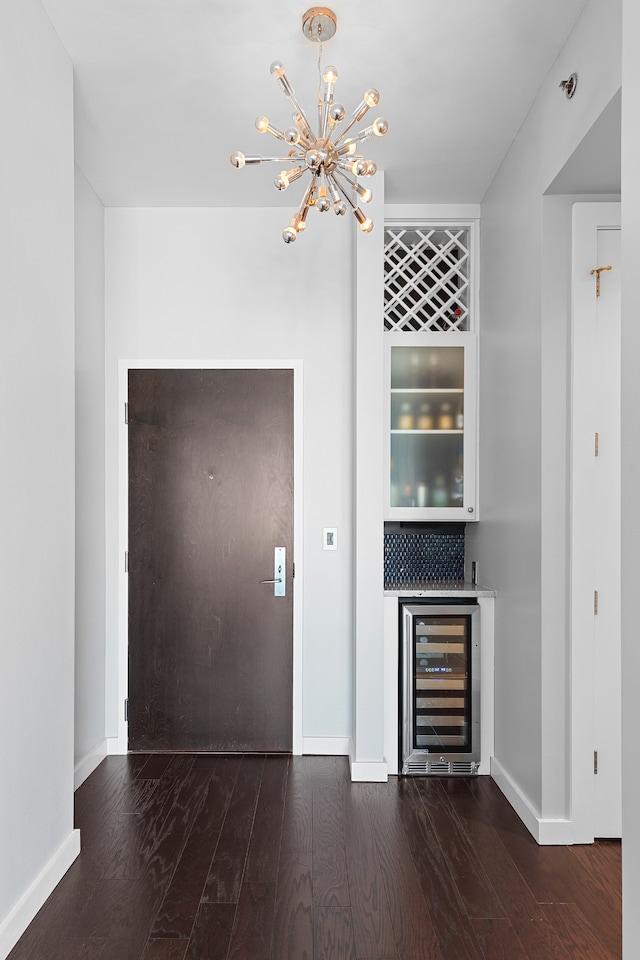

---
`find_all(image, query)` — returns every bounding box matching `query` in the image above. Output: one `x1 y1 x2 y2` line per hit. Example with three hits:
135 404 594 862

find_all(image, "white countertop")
384 580 495 598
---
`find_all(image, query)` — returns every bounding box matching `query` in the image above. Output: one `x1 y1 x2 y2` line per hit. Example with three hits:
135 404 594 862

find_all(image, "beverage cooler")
400 599 480 775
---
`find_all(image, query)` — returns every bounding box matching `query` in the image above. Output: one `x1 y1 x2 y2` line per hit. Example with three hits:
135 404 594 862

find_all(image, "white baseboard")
349 759 388 782
302 736 350 756
491 757 574 845
348 740 389 782
107 733 127 755
74 739 108 790
0 829 81 960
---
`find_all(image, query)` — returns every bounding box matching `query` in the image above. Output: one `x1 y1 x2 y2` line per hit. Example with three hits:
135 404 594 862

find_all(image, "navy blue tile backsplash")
384 523 465 587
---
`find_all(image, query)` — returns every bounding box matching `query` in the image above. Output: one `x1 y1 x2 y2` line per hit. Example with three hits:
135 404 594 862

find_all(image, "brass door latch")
590 264 612 298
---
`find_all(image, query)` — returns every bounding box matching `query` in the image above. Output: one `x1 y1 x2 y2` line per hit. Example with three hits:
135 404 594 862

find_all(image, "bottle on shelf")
427 352 440 388
398 402 414 430
438 401 454 430
417 402 434 430
450 446 464 505
409 351 422 388
455 397 464 430
416 481 428 507
432 474 449 507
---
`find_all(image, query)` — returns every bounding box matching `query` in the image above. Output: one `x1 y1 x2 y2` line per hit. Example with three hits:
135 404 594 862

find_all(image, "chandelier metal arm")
297 175 318 222
330 172 372 232
333 89 379 145
333 166 371 203
230 153 307 167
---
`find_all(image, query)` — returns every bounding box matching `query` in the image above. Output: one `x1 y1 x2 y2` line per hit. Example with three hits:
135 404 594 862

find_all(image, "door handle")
259 547 286 597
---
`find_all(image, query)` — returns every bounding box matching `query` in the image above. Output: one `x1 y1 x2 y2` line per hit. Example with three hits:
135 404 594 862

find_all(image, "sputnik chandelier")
229 6 388 243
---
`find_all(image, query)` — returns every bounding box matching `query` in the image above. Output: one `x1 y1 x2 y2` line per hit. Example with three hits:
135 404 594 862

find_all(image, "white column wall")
477 0 621 823
0 1 79 954
105 208 357 745
621 0 640 950
352 181 386 777
74 166 107 785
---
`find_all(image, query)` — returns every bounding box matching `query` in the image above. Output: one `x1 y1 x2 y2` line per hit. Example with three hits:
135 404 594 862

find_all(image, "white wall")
104 208 357 746
0 1 79 954
74 165 107 784
621 0 640 950
476 0 621 824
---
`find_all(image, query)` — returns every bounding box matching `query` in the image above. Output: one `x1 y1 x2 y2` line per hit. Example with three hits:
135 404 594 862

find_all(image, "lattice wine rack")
384 226 471 332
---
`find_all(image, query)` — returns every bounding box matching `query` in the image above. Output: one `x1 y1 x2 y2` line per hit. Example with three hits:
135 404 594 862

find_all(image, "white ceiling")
40 0 591 208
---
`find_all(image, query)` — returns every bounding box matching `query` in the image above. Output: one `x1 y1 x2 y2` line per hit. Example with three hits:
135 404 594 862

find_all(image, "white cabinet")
384 331 478 520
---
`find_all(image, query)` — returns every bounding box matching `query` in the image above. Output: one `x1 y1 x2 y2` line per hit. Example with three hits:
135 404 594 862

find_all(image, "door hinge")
292 561 295 579
594 590 599 615
594 750 598 774
124 699 129 722
125 550 129 573
125 401 129 424
595 432 599 457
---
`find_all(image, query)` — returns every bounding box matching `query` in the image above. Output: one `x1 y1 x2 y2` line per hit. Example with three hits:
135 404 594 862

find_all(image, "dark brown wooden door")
127 368 294 752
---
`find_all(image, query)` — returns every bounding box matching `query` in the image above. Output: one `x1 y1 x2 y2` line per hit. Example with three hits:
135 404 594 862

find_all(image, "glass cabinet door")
385 334 477 520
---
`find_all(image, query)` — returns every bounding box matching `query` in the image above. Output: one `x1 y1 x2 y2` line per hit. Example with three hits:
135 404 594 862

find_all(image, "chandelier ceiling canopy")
230 6 388 244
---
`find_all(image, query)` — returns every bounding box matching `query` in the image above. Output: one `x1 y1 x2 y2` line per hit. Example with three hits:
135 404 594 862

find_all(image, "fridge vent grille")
403 758 480 776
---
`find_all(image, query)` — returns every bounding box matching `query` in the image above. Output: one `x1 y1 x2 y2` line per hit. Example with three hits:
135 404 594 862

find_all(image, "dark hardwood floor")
8 754 621 960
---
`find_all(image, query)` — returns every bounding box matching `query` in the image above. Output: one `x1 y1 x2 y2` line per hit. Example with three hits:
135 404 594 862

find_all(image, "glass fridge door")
401 602 480 773
414 615 470 749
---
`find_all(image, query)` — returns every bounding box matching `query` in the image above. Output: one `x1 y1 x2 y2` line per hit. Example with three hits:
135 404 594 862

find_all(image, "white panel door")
592 226 621 836
571 202 621 840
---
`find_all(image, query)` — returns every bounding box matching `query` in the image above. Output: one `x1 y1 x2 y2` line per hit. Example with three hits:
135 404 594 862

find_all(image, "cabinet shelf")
391 388 464 394
391 429 463 435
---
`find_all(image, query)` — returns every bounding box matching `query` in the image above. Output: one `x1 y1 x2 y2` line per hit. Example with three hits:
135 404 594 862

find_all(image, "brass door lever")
590 264 612 298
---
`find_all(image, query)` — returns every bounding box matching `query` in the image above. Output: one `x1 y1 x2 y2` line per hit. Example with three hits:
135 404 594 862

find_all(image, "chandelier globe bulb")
317 192 331 213
372 117 388 136
305 148 322 171
322 64 338 84
353 207 373 232
282 222 298 243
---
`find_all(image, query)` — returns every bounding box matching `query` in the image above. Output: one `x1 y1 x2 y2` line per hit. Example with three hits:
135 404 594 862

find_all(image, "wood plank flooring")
8 755 621 960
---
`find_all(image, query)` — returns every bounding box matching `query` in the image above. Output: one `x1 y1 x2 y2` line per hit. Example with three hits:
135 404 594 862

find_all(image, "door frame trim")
112 358 303 755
